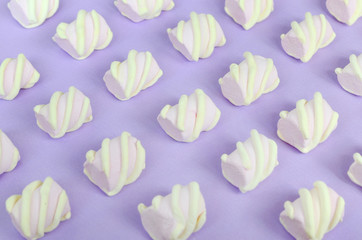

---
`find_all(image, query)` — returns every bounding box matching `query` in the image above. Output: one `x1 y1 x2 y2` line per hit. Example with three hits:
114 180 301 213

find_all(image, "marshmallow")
8 0 59 28
335 53 362 96
138 182 206 240
224 0 274 30
84 132 146 196
103 50 163 100
34 86 93 138
167 12 226 61
281 12 335 62
53 10 113 60
219 51 279 106
326 0 362 25
158 89 221 142
221 129 278 193
280 181 345 240
348 153 362 186
277 92 338 153
114 0 174 22
0 54 40 100
0 130 20 175
6 177 71 240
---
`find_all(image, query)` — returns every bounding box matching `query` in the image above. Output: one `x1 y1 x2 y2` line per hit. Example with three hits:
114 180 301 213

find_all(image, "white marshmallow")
221 129 278 193
53 10 113 60
167 12 226 61
138 182 206 240
0 130 20 175
84 132 146 196
114 0 174 22
34 86 93 138
280 181 345 240
277 92 339 153
335 53 362 96
219 51 279 106
281 12 335 62
103 50 163 100
8 0 59 28
326 0 362 25
224 0 274 30
348 153 362 187
158 89 221 142
0 54 40 100
6 177 71 240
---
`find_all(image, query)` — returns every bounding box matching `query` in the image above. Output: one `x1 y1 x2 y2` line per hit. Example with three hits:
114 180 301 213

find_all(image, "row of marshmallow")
2 121 361 194
6 3 347 64
9 0 362 28
3 47 362 105
7 0 175 28
3 176 350 240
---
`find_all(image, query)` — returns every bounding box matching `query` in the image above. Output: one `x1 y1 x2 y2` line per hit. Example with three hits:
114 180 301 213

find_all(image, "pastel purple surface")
1 0 362 239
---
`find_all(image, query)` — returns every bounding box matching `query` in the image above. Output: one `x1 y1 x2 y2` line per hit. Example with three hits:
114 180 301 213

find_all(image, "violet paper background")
0 0 362 239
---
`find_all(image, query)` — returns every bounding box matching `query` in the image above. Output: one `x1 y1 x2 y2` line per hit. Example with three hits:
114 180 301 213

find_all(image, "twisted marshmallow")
34 86 93 138
327 0 362 25
277 92 339 153
138 182 206 240
281 12 336 62
0 130 20 175
114 0 174 22
158 89 221 142
6 177 71 240
0 54 40 100
224 0 274 30
348 153 362 187
221 129 278 193
84 132 146 196
280 181 345 240
219 51 279 106
103 50 163 100
335 53 362 96
53 10 113 60
167 12 226 61
8 0 59 28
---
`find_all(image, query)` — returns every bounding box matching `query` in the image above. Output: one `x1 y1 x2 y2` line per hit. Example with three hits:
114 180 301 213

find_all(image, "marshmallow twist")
348 153 362 187
221 129 278 193
34 86 93 138
53 10 113 60
138 182 206 240
84 132 146 196
114 0 175 22
158 89 221 142
167 12 226 61
224 0 274 30
103 50 163 100
326 0 362 25
280 181 345 240
6 177 71 240
335 53 362 96
0 130 20 175
8 0 59 28
281 12 336 62
219 51 279 106
277 92 339 153
0 54 40 100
